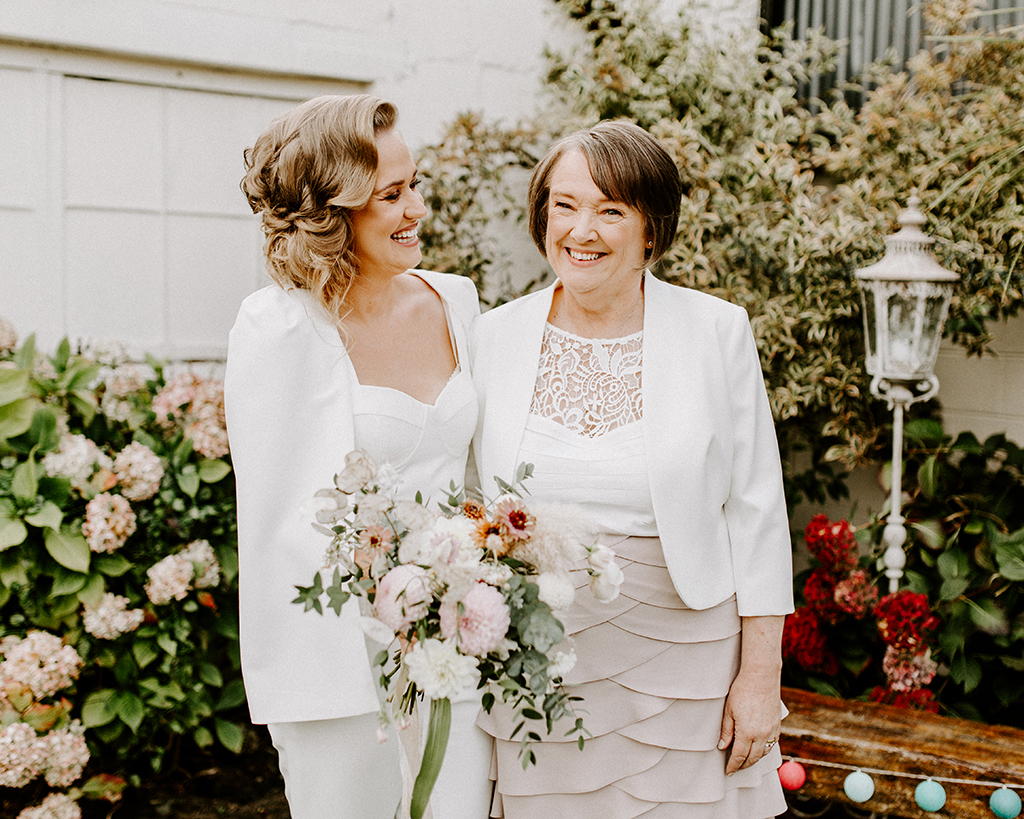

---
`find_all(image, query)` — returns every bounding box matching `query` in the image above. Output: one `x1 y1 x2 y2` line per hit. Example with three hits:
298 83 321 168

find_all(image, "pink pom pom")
779 760 807 791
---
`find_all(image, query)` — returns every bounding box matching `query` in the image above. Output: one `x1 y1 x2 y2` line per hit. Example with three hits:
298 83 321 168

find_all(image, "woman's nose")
406 189 427 219
570 211 597 241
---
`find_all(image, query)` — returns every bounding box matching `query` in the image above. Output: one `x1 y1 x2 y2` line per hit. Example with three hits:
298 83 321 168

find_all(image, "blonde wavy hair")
241 94 397 321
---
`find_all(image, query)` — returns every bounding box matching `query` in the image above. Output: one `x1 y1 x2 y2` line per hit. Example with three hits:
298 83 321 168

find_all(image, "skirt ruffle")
476 535 787 819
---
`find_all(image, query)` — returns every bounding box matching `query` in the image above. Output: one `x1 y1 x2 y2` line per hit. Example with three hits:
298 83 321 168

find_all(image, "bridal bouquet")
293 451 623 819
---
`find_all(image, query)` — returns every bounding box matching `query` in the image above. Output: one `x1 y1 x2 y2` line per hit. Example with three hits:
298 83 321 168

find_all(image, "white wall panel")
165 91 293 216
165 215 268 358
65 210 165 350
64 79 164 210
0 212 50 334
0 67 42 209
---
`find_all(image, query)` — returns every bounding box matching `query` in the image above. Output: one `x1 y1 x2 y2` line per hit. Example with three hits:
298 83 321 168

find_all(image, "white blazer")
472 271 794 617
225 270 480 724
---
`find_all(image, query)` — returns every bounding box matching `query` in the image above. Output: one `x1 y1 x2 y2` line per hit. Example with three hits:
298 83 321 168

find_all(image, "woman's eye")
410 177 421 190
603 208 623 217
553 201 572 210
383 190 401 202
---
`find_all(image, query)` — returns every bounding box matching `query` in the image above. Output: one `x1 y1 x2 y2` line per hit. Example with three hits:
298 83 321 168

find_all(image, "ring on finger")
764 739 778 751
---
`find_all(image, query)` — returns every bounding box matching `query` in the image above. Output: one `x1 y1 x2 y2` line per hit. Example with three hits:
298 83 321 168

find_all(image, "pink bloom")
375 565 431 631
113 442 164 501
82 593 145 640
834 570 879 619
0 632 83 699
81 493 136 553
17 792 83 819
41 722 89 787
439 583 511 656
882 646 938 692
152 373 229 459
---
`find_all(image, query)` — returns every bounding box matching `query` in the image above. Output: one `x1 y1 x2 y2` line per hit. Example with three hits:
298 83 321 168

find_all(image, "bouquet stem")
409 697 451 819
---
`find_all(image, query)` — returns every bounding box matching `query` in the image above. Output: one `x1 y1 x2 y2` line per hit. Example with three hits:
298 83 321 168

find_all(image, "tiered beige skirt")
477 535 787 819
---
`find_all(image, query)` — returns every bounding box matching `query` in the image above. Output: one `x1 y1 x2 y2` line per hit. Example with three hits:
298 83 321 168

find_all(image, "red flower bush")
783 516 942 712
782 608 839 675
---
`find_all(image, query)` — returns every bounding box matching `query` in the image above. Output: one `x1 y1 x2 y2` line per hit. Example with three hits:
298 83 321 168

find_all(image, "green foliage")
0 333 243 778
868 426 1024 726
415 0 1024 508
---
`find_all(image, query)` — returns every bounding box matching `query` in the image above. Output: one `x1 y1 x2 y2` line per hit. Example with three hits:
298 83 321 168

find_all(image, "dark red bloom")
803 567 844 624
875 590 939 651
869 685 940 713
803 515 858 575
783 608 840 675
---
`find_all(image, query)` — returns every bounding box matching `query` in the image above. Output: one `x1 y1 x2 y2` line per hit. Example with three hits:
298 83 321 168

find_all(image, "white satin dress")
267 300 492 819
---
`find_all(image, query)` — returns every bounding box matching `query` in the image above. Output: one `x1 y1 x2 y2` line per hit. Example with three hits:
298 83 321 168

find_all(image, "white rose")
589 569 622 603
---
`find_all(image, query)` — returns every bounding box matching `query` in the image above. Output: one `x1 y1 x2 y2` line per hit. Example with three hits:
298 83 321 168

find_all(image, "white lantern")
854 194 959 592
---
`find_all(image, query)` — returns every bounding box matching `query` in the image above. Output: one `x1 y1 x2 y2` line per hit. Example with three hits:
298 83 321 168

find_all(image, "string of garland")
779 756 1024 818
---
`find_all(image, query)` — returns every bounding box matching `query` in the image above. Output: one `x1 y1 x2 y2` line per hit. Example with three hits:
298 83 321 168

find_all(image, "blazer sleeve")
722 313 795 617
224 287 378 724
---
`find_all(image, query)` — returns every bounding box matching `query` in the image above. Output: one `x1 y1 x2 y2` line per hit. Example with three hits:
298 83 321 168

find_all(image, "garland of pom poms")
779 757 1024 818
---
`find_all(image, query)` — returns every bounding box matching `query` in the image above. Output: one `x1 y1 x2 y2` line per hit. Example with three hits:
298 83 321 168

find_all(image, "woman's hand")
717 615 785 775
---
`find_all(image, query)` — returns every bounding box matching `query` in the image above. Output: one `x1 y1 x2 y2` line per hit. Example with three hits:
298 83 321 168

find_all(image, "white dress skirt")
268 303 492 819
476 324 787 819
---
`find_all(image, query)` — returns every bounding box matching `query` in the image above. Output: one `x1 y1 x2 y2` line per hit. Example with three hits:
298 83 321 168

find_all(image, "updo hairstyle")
241 94 397 320
527 120 682 267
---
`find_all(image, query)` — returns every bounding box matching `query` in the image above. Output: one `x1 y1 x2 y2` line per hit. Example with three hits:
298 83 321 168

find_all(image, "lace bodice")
530 323 643 437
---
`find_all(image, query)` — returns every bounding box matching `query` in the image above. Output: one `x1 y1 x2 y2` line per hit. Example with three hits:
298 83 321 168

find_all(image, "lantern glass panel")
861 289 877 365
886 291 919 373
919 293 948 370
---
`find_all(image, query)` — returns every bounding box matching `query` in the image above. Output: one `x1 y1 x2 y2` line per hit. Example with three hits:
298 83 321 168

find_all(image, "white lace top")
519 323 657 536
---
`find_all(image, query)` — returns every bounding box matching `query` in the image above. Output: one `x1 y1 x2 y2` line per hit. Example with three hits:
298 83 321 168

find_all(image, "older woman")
225 95 491 819
472 121 793 818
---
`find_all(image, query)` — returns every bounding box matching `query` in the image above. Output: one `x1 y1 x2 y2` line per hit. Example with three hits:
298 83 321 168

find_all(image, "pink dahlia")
375 565 431 631
439 583 510 656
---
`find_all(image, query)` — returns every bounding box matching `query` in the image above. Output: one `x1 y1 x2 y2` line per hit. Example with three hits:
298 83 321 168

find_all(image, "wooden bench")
780 686 1024 818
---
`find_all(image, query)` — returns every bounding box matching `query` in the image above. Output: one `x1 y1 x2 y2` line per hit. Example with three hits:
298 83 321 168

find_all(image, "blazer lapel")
478 283 556 496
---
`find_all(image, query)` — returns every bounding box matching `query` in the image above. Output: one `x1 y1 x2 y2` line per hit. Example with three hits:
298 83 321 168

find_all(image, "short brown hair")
527 120 682 266
241 94 397 321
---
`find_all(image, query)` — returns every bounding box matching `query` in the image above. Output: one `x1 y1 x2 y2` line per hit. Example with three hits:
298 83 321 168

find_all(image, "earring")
646 240 653 248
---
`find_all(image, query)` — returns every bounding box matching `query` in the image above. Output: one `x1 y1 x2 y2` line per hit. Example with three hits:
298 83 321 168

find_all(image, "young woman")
226 94 491 819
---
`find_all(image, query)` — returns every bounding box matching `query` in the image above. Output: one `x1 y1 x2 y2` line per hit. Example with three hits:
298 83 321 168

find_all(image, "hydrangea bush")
0 321 242 806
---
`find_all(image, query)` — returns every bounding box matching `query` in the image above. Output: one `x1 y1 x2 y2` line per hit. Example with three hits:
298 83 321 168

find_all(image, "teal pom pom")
915 779 946 812
990 788 1022 819
844 770 875 803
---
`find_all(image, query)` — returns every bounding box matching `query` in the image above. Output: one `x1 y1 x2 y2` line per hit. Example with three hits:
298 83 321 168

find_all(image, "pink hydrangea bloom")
113 441 164 502
882 646 938 692
152 372 229 459
182 539 221 589
41 722 89 787
145 553 194 605
40 435 113 493
833 569 879 619
82 593 145 640
100 364 147 422
375 565 431 631
81 493 137 553
0 722 44 788
439 583 511 656
17 792 83 819
0 632 83 699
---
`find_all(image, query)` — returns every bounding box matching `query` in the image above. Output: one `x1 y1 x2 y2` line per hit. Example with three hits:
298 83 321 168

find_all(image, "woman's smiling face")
349 128 427 278
544 149 648 301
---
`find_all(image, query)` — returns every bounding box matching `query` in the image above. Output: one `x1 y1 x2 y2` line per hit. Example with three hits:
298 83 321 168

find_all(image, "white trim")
0 43 366 100
0 0 393 83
